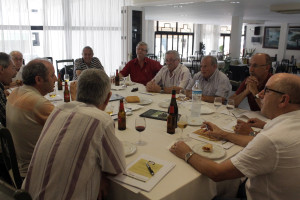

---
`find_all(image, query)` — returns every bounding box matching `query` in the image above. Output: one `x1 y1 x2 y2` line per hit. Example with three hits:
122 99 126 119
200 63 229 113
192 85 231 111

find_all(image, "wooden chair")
0 127 23 189
0 180 31 200
56 59 74 81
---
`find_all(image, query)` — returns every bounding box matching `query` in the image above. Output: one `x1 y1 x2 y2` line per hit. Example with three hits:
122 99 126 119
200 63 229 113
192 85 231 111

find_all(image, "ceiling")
127 0 300 26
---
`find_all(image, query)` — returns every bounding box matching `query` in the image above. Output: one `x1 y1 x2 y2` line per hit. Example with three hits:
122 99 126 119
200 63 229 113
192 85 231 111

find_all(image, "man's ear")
104 91 112 106
279 94 290 107
35 76 43 85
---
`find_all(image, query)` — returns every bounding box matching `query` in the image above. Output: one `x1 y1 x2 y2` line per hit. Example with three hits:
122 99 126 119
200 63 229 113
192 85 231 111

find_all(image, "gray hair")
77 69 111 107
82 46 94 54
0 52 11 69
9 51 23 59
136 41 148 52
165 50 180 60
22 59 49 85
273 73 300 104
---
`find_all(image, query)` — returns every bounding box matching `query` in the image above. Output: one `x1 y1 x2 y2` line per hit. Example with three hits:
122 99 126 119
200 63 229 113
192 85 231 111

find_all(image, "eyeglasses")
249 63 267 68
264 87 285 95
165 59 178 63
136 48 147 52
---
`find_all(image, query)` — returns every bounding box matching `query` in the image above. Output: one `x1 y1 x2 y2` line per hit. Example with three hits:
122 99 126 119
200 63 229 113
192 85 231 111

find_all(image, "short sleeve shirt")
74 57 104 80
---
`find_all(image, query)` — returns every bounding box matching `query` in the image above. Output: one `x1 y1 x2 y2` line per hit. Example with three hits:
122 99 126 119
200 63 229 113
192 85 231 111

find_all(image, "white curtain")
199 24 220 55
43 0 124 75
0 0 33 61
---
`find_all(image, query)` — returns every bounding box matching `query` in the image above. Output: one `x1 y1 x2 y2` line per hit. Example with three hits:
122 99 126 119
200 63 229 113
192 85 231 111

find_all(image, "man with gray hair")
23 69 126 200
6 59 57 177
10 50 24 86
186 55 231 103
146 50 191 93
0 52 16 126
120 41 162 85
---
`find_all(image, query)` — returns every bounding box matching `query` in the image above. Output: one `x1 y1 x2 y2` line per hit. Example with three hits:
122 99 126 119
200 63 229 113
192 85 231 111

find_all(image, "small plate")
125 104 144 111
192 143 226 160
138 98 153 105
188 105 214 115
122 141 137 157
158 101 170 108
187 117 204 126
111 86 125 91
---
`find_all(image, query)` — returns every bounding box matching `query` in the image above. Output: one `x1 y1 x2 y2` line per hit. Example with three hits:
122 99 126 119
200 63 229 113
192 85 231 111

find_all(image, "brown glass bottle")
168 90 178 127
64 81 70 102
115 69 120 86
118 99 126 130
167 105 176 134
57 73 63 90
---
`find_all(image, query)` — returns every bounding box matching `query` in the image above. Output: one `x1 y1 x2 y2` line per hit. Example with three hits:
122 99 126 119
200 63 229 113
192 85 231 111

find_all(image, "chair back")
0 180 31 200
56 59 74 81
0 127 23 189
43 57 53 64
147 54 158 61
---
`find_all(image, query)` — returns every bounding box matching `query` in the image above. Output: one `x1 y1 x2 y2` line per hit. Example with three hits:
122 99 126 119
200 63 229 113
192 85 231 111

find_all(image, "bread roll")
202 143 213 152
125 96 140 103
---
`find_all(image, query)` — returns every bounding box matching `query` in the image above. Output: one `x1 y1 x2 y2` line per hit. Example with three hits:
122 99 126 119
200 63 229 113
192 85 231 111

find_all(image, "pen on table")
146 162 154 176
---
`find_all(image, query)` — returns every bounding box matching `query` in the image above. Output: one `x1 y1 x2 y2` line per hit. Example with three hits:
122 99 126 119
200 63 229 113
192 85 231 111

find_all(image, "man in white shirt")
10 51 24 85
146 50 191 94
170 73 300 200
186 56 231 103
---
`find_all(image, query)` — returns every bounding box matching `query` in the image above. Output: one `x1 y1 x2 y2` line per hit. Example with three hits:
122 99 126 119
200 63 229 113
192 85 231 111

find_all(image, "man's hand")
204 121 227 140
234 120 253 135
247 118 266 129
146 80 161 93
169 141 192 160
246 76 259 96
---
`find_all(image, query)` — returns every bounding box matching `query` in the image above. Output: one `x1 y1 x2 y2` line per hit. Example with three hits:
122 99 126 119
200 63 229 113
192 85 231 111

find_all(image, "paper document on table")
239 111 269 122
111 154 175 192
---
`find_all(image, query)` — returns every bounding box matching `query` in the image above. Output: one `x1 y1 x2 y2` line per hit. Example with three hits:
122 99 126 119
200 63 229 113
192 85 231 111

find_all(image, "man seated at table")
170 73 300 199
74 46 104 80
119 41 162 85
230 53 272 111
6 59 56 177
22 69 126 200
0 52 16 127
146 50 191 94
185 56 231 103
9 51 24 87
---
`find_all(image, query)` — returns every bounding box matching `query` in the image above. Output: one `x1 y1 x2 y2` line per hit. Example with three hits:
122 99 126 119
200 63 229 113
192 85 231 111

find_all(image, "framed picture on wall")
287 27 300 50
263 27 280 49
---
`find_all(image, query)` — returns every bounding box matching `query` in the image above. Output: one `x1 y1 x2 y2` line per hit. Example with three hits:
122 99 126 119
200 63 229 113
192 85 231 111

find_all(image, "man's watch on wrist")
249 131 259 137
185 151 195 163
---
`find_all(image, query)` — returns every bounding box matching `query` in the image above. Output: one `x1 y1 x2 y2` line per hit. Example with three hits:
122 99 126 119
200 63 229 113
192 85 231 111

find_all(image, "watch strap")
185 151 195 163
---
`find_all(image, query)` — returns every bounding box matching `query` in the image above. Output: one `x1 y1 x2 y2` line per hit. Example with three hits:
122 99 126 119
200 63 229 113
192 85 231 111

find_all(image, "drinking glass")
64 74 70 82
122 77 127 88
135 117 146 146
49 88 56 98
105 105 114 115
177 114 189 141
110 72 115 83
178 89 186 101
214 97 222 112
227 99 235 117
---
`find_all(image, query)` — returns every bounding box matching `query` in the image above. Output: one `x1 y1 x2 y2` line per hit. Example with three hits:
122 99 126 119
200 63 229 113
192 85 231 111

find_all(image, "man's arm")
170 141 244 182
230 89 250 108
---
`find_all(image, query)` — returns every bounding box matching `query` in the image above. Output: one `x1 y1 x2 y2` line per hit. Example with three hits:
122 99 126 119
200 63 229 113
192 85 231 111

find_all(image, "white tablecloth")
51 83 244 200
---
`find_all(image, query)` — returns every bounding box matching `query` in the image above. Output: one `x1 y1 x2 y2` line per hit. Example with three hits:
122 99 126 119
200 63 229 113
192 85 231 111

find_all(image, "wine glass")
105 105 114 115
110 71 115 83
177 114 189 141
178 89 186 107
122 77 127 88
64 74 70 82
226 99 235 118
214 97 222 112
135 117 146 146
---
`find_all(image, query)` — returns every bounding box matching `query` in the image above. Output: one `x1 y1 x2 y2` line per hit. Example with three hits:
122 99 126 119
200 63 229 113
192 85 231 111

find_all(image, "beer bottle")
118 99 126 130
64 81 70 102
167 105 176 134
168 89 178 127
57 73 63 90
115 69 120 86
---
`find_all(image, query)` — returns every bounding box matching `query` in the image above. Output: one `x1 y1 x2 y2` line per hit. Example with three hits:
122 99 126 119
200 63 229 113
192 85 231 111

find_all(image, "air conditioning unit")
270 3 300 14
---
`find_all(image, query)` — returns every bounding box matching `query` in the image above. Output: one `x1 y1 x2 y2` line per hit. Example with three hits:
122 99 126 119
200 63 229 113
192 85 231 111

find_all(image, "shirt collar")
204 69 218 81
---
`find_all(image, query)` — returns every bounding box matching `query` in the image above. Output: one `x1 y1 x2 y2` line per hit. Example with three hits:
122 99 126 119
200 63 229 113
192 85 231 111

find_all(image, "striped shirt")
153 63 191 89
74 57 104 80
186 69 232 99
23 101 126 200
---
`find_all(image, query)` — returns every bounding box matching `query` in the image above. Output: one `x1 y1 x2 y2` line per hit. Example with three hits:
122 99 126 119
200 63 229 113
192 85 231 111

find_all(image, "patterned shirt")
186 69 232 99
23 101 126 200
0 83 7 127
74 57 104 80
120 57 162 85
153 63 191 89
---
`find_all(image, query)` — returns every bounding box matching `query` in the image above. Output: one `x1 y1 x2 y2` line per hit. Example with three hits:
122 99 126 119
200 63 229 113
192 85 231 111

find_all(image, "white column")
229 16 243 59
277 23 289 61
145 20 154 54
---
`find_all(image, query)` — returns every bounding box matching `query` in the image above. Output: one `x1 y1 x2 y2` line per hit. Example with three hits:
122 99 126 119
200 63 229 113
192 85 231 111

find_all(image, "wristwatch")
249 131 258 136
185 151 195 163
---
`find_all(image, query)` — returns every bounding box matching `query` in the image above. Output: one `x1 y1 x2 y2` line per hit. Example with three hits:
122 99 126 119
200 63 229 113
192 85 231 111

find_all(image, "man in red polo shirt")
119 42 162 85
230 53 272 111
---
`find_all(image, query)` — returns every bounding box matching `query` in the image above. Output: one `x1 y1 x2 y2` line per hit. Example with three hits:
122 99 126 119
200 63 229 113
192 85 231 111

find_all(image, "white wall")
245 24 300 62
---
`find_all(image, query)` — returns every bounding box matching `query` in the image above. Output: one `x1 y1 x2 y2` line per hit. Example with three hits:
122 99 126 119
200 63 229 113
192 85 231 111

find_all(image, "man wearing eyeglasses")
119 41 162 86
230 53 272 111
146 50 191 93
170 73 300 200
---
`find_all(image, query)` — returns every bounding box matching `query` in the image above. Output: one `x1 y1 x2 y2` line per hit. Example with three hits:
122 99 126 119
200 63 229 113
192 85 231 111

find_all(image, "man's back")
23 101 126 200
6 85 54 177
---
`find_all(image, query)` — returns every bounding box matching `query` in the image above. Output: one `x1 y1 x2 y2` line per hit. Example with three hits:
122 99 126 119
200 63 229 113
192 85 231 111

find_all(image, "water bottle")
191 80 202 117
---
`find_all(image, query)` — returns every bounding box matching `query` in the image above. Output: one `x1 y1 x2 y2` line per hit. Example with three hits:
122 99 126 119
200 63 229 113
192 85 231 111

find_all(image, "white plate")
138 98 153 105
187 117 204 126
125 104 144 111
111 86 125 91
158 101 170 108
192 143 226 160
188 105 214 115
122 141 137 157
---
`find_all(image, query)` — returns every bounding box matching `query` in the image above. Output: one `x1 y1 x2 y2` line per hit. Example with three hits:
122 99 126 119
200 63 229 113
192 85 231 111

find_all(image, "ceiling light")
230 1 240 4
